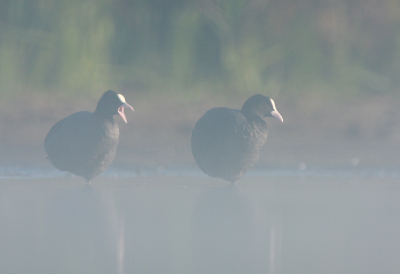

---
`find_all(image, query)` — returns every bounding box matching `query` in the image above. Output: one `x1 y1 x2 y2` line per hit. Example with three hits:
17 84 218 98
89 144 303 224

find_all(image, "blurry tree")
0 0 400 97
0 0 113 95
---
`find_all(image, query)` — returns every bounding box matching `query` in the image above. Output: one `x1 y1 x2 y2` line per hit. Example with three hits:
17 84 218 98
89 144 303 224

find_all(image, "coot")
191 94 283 183
44 90 134 183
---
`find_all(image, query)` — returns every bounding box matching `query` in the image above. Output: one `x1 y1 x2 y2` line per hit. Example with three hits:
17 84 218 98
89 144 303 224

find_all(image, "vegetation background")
1 0 400 171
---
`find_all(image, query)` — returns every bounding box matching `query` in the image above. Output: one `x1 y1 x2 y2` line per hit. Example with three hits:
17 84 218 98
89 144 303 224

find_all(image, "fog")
1 176 400 274
1 0 400 273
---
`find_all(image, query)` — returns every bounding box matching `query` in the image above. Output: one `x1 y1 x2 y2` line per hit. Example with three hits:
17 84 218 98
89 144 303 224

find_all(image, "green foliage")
0 0 113 95
171 9 201 86
0 0 400 98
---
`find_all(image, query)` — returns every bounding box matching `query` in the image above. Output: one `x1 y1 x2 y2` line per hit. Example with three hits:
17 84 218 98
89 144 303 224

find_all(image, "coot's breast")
44 111 119 181
191 107 268 183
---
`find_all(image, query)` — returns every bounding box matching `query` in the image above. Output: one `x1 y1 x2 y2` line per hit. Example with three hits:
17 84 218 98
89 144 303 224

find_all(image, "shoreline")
1 92 400 170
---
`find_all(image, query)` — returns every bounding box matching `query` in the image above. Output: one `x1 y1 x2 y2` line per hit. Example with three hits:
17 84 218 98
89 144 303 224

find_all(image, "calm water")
1 169 400 274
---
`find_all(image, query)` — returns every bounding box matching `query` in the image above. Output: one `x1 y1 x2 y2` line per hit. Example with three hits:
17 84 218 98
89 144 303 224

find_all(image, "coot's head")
241 94 283 122
95 90 134 123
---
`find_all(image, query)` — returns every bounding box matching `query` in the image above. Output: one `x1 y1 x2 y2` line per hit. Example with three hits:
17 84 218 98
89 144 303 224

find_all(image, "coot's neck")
241 108 263 122
241 110 267 131
93 97 117 122
93 109 115 123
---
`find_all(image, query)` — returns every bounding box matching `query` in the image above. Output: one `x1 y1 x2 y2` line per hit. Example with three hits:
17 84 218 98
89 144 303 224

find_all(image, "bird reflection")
268 210 282 274
45 185 124 274
192 185 283 274
192 186 255 273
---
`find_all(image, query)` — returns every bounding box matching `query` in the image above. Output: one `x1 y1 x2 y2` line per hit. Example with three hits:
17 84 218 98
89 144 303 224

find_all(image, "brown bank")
1 92 400 171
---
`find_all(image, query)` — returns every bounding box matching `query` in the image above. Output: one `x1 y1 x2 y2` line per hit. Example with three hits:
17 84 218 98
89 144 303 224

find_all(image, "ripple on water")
1 166 400 180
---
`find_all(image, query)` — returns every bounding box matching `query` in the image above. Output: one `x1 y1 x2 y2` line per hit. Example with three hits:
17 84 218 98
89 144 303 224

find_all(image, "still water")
1 169 400 274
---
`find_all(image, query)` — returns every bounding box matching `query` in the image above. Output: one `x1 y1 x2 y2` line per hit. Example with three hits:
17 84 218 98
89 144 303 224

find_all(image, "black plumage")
191 94 283 183
44 90 134 183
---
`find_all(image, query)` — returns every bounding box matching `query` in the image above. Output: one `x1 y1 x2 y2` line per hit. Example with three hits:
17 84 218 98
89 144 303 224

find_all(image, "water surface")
1 170 399 274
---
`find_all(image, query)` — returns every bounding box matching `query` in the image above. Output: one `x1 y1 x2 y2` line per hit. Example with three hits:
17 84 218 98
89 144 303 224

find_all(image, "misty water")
1 168 400 274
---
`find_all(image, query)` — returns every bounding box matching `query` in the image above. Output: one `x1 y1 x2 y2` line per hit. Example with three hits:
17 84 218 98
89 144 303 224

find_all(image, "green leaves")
1 0 400 97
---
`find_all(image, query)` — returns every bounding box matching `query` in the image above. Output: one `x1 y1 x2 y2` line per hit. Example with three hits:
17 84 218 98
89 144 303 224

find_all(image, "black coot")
191 94 283 183
44 90 134 183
